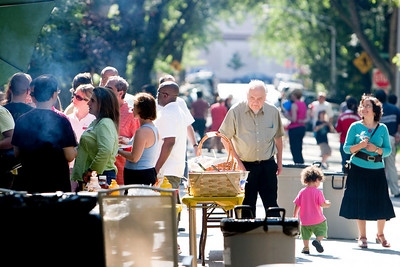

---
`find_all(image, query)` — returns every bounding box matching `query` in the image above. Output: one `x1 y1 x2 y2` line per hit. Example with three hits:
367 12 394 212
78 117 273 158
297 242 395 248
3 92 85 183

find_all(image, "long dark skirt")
339 163 395 220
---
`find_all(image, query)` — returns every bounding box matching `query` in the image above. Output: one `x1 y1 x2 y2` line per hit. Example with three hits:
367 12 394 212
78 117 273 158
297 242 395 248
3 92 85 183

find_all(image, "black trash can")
220 207 299 267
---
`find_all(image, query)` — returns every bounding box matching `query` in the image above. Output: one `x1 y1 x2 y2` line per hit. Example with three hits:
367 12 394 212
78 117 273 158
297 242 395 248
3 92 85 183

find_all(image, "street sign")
372 68 390 89
353 51 373 74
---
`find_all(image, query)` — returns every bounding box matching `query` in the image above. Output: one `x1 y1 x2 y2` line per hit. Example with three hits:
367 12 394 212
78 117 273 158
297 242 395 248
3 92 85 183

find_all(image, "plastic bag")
188 155 230 172
344 160 350 174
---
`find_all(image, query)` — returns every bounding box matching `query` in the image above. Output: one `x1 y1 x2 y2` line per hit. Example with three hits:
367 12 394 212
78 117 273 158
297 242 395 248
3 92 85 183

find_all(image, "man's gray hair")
248 79 268 93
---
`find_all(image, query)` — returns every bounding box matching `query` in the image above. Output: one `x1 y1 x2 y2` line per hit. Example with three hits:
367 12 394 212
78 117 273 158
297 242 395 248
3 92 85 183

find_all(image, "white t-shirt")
177 97 195 126
67 111 96 168
154 101 188 177
310 100 334 127
67 111 96 143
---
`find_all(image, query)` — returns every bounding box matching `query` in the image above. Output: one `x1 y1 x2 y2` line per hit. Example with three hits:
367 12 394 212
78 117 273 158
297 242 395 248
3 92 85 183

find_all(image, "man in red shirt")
335 96 360 172
190 91 209 140
106 76 140 185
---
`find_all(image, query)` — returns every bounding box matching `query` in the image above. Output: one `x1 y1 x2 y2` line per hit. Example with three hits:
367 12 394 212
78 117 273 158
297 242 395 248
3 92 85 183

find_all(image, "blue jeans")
102 169 117 185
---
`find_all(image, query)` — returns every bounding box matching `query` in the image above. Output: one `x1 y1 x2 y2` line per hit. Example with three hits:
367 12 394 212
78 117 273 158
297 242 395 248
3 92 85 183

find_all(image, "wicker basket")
197 131 237 171
189 132 246 197
188 171 247 197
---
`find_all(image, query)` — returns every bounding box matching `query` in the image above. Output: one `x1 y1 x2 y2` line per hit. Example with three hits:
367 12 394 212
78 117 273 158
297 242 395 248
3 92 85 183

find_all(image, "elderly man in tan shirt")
219 80 285 218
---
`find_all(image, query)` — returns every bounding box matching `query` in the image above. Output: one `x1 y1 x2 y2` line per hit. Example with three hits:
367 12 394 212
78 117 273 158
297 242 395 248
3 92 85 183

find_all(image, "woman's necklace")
363 120 376 133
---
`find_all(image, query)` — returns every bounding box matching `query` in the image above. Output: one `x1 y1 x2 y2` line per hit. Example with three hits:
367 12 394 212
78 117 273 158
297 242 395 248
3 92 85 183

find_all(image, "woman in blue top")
339 94 395 249
118 92 159 186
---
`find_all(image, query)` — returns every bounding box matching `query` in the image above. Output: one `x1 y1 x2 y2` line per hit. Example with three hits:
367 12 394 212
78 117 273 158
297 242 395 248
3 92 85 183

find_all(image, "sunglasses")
73 93 89 102
157 91 178 97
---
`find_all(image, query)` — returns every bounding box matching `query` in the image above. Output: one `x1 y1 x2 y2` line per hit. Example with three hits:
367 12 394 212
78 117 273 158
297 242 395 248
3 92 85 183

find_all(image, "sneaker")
301 247 310 254
312 240 324 253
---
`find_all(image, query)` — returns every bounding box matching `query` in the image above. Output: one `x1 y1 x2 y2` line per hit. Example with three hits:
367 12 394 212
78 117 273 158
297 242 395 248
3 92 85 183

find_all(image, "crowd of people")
1 69 400 254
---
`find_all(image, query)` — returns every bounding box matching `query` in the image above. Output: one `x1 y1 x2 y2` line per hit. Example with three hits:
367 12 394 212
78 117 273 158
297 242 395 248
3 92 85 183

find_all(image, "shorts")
300 220 328 240
165 175 182 223
319 142 331 156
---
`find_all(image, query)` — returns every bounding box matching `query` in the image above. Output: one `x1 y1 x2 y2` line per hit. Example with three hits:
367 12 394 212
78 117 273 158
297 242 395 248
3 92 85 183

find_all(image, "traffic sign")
372 68 390 89
353 51 373 74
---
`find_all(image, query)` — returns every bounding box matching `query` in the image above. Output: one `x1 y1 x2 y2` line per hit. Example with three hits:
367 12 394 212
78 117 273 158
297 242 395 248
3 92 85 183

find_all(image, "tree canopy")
253 0 399 101
8 0 399 107
28 0 253 107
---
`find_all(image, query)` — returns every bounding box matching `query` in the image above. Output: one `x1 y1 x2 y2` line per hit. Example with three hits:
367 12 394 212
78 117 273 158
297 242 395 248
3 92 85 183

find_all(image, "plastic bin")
98 185 179 267
277 164 312 216
322 172 358 239
221 207 299 267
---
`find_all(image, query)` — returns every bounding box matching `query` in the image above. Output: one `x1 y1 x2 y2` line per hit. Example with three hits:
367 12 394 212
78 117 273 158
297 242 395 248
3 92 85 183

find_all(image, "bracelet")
193 144 199 147
374 147 379 153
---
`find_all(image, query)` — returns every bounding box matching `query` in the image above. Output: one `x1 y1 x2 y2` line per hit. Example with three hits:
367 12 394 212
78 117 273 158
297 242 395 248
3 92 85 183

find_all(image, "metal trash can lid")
323 171 345 176
282 163 310 169
220 217 299 237
282 161 322 169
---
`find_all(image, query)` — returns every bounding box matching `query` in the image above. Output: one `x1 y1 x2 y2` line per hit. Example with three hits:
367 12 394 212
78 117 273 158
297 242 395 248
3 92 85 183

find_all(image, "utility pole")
329 26 337 92
396 7 400 108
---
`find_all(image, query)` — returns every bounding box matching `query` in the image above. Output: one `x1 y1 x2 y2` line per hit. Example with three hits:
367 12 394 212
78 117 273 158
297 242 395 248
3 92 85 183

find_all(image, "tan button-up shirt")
219 101 284 162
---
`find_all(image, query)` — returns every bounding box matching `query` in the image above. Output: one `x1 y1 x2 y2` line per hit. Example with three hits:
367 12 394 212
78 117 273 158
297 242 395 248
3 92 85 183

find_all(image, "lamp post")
396 6 400 108
329 25 337 92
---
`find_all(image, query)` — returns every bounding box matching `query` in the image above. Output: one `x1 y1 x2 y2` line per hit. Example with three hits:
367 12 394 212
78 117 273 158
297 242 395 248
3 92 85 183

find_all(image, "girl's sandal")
376 234 390 248
358 236 368 248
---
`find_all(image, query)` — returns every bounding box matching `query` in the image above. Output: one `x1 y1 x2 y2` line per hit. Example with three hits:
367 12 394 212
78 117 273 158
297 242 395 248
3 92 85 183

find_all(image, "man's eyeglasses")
73 93 89 102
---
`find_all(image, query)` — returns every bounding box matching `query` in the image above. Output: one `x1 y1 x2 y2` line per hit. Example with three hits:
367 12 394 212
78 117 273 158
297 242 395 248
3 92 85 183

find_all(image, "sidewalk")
178 131 400 266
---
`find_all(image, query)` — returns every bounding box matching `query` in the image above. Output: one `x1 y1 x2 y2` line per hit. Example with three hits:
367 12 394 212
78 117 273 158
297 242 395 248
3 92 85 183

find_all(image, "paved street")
178 131 400 266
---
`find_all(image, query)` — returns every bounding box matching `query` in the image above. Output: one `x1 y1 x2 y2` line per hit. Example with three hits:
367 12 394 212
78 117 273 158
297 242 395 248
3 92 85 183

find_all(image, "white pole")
329 26 337 92
396 7 400 108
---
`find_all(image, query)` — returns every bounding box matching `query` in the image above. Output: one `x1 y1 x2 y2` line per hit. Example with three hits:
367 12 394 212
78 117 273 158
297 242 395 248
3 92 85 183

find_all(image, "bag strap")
350 123 380 158
370 123 380 138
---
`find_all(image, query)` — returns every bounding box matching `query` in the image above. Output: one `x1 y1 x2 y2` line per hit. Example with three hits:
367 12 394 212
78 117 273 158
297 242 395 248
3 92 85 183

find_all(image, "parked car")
273 73 302 89
180 71 218 107
185 71 218 94
231 72 274 84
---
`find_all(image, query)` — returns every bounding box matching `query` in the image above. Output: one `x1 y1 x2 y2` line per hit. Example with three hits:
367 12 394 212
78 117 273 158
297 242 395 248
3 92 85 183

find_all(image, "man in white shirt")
154 81 188 181
309 92 334 128
154 81 187 248
158 75 198 178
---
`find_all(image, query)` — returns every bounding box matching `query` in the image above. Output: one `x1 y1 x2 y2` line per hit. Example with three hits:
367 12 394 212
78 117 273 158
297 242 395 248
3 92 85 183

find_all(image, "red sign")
373 69 390 88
